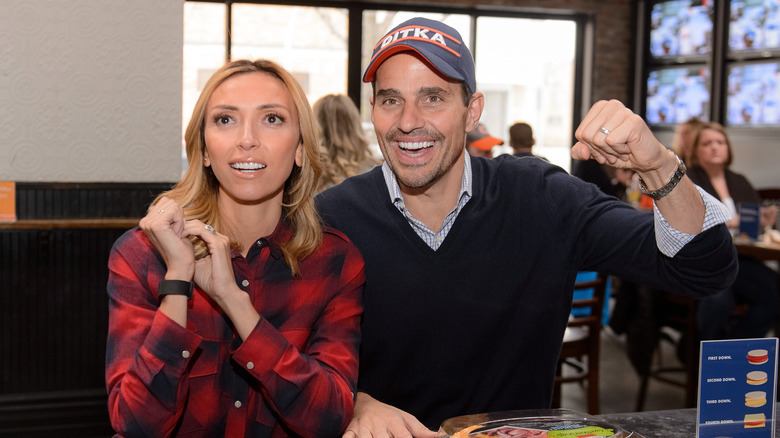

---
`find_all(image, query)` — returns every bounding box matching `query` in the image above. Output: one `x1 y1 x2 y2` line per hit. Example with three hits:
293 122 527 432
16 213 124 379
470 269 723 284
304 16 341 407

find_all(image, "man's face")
370 53 482 191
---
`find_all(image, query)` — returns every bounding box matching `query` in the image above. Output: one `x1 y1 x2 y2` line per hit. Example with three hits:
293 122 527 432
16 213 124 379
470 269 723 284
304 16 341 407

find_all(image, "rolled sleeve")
654 185 733 257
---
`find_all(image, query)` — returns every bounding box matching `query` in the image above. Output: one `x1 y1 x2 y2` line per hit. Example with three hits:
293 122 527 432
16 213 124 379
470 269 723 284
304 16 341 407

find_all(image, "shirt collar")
382 153 473 207
233 215 287 260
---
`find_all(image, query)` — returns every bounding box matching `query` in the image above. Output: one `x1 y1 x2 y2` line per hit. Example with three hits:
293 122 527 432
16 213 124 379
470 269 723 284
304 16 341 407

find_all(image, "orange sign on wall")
0 181 16 222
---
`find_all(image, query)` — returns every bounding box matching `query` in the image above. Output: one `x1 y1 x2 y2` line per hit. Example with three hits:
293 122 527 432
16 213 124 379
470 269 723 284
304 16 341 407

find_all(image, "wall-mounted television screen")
649 0 713 59
729 0 780 55
646 65 710 125
726 60 780 126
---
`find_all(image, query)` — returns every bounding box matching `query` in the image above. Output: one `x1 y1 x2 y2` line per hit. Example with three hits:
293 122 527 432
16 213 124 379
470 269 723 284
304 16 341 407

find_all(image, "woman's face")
203 71 302 207
695 128 730 168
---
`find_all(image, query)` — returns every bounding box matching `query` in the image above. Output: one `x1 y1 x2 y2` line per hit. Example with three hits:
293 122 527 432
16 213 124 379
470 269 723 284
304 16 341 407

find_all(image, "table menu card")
739 202 761 240
0 181 15 222
698 338 778 437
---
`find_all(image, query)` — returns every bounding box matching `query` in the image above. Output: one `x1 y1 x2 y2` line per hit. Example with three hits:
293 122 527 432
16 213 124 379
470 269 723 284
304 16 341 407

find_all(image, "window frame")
185 0 591 151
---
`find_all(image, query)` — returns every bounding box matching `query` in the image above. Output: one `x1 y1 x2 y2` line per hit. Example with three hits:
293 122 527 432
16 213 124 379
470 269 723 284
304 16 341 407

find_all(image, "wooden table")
734 240 780 262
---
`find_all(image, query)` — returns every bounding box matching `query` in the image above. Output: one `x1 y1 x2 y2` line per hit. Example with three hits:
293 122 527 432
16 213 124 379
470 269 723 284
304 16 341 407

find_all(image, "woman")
671 117 704 166
106 59 365 437
313 94 379 191
687 122 778 340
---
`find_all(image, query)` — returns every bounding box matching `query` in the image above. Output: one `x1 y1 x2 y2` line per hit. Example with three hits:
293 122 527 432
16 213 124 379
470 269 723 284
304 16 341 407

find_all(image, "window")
184 1 586 171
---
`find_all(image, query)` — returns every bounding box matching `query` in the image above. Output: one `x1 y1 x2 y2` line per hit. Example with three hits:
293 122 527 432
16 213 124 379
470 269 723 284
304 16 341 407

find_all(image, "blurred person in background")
465 123 503 158
686 121 778 340
671 117 704 166
508 122 547 161
314 94 380 191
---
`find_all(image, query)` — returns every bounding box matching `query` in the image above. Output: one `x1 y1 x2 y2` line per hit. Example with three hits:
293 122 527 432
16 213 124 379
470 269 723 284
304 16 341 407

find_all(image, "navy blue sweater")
316 154 736 428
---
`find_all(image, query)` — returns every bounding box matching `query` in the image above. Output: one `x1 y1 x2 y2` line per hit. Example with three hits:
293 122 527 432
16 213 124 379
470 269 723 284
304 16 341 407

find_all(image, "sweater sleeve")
543 166 738 298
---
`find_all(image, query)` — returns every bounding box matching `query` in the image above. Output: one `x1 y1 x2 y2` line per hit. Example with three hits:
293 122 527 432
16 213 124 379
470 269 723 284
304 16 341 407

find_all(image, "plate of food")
438 409 645 438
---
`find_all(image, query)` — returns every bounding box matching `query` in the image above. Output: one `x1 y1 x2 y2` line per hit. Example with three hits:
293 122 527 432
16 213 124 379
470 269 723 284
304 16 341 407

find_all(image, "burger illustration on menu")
747 349 769 365
747 370 768 385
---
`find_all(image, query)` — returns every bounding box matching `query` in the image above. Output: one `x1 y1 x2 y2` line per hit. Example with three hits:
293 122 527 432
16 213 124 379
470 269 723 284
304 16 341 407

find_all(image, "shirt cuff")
144 310 203 371
654 185 733 257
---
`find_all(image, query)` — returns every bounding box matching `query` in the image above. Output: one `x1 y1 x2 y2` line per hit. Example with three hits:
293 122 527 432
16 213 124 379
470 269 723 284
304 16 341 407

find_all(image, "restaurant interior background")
2 0 779 435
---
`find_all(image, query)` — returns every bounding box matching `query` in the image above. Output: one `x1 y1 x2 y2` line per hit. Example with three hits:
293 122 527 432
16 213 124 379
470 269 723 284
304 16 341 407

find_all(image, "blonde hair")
671 117 704 164
313 94 379 190
688 121 734 169
154 59 323 276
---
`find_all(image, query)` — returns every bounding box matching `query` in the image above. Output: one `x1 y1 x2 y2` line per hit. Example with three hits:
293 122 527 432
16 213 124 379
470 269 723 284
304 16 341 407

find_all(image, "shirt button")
234 400 242 408
182 350 190 358
246 361 254 370
257 240 264 247
241 279 249 287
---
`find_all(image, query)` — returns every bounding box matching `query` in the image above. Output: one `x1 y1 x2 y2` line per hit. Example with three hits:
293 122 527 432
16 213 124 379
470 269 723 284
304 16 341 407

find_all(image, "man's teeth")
398 141 433 151
231 162 266 170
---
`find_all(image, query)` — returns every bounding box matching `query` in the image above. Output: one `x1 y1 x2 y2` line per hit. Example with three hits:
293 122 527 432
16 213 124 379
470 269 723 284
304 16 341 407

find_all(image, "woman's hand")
185 219 240 302
139 197 195 281
186 220 260 340
761 205 778 229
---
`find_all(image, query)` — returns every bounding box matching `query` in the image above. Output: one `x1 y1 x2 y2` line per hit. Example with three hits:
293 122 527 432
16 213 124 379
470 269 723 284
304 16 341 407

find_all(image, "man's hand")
343 392 437 438
572 99 705 234
571 99 669 173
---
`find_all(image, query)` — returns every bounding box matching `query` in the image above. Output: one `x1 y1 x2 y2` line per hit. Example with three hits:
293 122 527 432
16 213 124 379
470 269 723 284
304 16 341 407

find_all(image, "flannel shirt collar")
231 214 288 260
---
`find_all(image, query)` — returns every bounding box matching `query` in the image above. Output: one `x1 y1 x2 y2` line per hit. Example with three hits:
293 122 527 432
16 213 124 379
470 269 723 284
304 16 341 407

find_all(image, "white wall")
655 128 780 190
0 0 183 182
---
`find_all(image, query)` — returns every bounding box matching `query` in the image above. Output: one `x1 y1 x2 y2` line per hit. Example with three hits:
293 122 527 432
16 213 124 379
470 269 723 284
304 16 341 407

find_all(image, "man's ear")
466 92 484 133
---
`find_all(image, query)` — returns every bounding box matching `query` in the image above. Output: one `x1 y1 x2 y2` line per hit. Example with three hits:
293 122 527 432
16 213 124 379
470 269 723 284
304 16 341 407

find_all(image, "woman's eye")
266 113 285 125
214 115 232 125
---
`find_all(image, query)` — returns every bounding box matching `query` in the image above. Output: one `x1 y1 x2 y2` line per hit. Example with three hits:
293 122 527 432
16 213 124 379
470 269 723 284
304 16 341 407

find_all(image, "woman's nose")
238 122 258 149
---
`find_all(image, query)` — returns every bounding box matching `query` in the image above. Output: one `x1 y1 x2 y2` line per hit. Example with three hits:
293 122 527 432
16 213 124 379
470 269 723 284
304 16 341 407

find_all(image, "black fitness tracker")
158 280 194 301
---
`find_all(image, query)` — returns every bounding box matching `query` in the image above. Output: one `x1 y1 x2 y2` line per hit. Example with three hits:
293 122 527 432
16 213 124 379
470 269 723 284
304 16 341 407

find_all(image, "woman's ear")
295 141 303 167
203 149 211 167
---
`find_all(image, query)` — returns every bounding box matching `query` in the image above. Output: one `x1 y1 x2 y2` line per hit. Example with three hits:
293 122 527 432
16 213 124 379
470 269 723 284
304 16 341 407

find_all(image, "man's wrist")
637 151 686 200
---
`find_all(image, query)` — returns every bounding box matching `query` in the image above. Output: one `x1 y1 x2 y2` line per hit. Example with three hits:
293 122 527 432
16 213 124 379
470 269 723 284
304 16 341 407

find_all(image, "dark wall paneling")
0 182 172 437
15 182 173 220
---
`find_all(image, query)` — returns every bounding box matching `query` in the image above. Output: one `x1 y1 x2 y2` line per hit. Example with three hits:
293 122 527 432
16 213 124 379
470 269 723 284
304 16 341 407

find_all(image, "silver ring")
158 209 165 215
599 126 611 136
205 224 216 235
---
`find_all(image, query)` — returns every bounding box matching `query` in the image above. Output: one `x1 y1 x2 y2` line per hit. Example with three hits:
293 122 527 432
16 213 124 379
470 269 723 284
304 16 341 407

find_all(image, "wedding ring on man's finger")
599 126 611 136
205 224 216 235
158 209 165 215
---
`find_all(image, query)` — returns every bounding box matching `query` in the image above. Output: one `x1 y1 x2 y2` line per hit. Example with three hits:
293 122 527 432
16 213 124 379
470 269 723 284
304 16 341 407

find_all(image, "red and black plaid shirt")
106 220 364 437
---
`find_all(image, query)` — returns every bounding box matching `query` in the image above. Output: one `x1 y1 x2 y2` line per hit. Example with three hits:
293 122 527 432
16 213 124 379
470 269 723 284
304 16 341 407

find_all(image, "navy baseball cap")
363 17 476 93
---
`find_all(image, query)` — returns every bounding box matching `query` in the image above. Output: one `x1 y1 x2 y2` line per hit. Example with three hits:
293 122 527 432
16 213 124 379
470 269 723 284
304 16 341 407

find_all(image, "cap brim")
469 136 504 151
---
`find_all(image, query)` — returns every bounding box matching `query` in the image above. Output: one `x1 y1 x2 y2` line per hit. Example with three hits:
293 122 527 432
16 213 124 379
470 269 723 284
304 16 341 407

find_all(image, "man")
508 121 547 161
316 17 736 436
466 123 503 158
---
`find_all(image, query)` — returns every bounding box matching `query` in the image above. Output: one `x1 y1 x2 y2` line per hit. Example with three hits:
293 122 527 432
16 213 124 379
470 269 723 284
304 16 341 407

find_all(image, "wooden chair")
634 290 699 411
552 272 608 415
